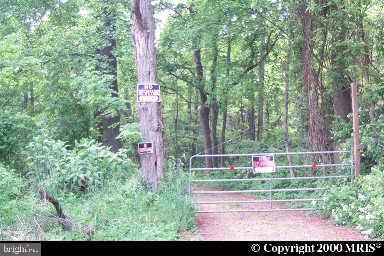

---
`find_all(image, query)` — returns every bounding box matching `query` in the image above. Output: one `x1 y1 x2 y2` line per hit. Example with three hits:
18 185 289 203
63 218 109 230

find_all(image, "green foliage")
319 163 384 239
0 111 35 167
0 166 194 241
0 163 34 225
320 184 360 226
24 136 135 194
117 122 142 156
1 0 383 242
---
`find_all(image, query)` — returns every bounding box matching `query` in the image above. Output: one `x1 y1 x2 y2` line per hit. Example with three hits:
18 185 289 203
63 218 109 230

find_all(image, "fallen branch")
37 187 74 231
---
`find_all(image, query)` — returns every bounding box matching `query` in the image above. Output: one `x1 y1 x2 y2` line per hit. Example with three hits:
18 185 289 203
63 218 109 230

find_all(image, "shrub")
24 136 135 194
0 111 35 167
0 164 35 226
117 123 142 158
1 167 195 241
3 134 195 241
319 162 384 239
356 165 384 238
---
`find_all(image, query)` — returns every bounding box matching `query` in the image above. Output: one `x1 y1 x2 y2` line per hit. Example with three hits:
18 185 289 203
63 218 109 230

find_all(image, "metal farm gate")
189 151 354 213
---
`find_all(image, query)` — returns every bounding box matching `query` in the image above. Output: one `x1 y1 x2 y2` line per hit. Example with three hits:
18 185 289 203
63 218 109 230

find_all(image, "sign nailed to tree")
137 83 161 102
252 154 276 174
138 142 153 154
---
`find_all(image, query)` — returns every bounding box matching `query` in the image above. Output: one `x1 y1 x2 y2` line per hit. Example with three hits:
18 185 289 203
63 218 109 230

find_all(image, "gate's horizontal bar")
191 166 252 171
196 208 316 213
191 175 350 183
194 198 324 204
192 150 350 158
192 187 325 194
190 163 351 171
277 163 351 169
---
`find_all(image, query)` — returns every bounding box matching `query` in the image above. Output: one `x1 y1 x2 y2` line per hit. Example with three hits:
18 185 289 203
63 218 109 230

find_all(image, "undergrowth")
0 136 195 241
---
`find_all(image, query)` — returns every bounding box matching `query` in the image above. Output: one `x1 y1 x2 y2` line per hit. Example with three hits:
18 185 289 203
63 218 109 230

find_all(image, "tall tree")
220 36 231 166
97 0 121 152
210 40 219 167
257 36 266 141
300 2 332 163
132 0 165 191
194 47 213 168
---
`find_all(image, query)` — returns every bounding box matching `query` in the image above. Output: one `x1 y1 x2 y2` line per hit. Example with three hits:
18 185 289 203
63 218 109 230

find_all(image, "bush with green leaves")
1 166 195 241
319 184 360 226
117 122 142 157
0 111 35 167
2 133 195 241
355 165 384 238
319 162 384 239
24 136 135 194
0 164 35 226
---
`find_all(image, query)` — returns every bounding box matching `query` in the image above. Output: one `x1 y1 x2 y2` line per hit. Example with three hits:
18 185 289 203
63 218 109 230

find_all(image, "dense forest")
1 0 383 240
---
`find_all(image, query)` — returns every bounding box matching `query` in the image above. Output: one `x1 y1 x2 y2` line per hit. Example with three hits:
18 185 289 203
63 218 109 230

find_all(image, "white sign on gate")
137 83 161 102
251 154 276 174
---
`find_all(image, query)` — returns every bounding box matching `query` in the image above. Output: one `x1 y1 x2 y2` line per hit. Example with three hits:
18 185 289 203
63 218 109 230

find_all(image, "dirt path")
185 187 367 241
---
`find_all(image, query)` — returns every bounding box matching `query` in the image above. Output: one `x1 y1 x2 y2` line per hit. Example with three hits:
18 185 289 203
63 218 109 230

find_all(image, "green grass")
0 166 195 241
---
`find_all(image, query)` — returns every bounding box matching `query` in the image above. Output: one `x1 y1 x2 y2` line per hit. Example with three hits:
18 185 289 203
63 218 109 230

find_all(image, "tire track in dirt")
187 187 367 241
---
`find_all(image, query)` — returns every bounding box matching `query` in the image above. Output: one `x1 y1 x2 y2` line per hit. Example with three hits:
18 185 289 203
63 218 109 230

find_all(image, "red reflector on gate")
311 163 317 169
230 166 235 171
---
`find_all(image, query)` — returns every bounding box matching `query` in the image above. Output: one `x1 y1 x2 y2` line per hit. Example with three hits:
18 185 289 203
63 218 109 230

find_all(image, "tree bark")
192 88 199 156
194 49 213 168
283 50 295 177
97 1 121 152
37 188 74 231
247 93 256 141
300 3 332 165
30 84 35 115
220 37 231 167
257 38 265 141
132 0 166 191
210 42 219 167
351 83 361 179
174 86 180 158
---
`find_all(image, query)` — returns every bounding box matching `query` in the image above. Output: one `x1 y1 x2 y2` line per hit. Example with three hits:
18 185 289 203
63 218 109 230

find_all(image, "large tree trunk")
187 82 198 156
192 88 199 156
200 92 213 168
220 37 231 167
247 93 256 141
30 84 35 115
246 37 256 141
174 86 180 158
194 49 213 168
257 38 265 141
210 42 219 167
187 83 192 153
300 3 332 165
97 1 121 152
220 99 227 167
132 0 165 191
284 49 295 177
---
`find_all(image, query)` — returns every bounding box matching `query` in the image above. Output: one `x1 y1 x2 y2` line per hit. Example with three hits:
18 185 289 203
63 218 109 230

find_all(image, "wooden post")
351 83 361 179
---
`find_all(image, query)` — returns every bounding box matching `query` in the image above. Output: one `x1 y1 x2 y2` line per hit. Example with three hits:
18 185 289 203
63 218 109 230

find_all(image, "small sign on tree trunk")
252 154 276 174
138 142 153 154
137 83 161 102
